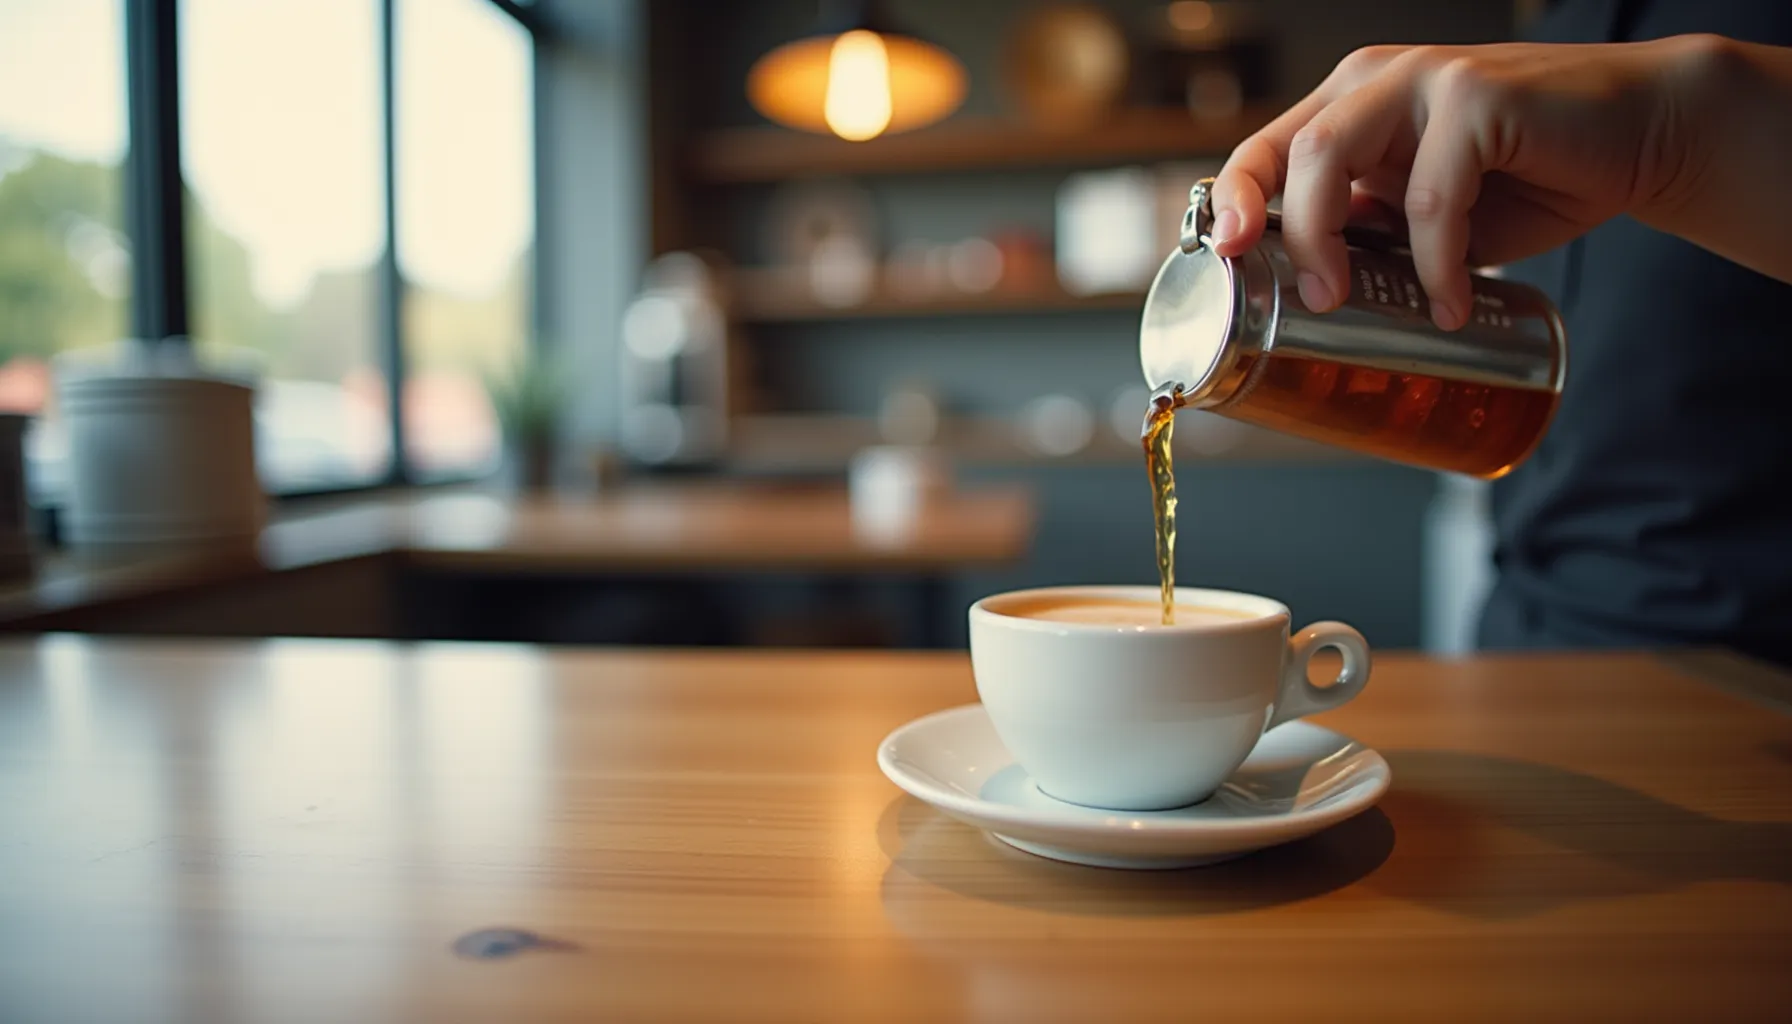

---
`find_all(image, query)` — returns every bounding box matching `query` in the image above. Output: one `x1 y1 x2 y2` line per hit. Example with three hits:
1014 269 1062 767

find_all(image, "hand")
1209 36 1720 329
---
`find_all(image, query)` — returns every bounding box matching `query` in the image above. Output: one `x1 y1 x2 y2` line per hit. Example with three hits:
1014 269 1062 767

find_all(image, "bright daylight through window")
0 0 537 498
0 0 130 496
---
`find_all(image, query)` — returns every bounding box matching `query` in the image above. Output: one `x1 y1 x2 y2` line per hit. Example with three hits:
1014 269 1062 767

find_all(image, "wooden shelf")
688 105 1276 184
728 267 1145 323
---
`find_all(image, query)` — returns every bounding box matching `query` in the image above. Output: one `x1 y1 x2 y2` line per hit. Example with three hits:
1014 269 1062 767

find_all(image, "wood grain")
2 640 1790 1021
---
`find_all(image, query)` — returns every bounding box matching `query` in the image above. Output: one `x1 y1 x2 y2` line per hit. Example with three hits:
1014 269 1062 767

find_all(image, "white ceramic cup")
969 585 1370 811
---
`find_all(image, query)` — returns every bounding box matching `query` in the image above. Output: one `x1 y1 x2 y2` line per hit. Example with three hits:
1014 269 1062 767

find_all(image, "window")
180 0 392 492
4 0 539 501
397 0 534 480
0 0 129 415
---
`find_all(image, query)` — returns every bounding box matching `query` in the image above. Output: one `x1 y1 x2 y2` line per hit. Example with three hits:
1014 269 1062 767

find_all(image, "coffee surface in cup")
997 595 1260 627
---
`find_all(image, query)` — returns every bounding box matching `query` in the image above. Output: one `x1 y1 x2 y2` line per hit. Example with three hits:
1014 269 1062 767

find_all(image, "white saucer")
877 704 1390 870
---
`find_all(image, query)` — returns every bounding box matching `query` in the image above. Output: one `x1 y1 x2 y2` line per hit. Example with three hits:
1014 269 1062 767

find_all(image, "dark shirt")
1479 0 1792 666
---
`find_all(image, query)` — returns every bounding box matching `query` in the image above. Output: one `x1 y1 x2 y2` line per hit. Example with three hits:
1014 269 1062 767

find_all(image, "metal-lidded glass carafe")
1140 177 1567 478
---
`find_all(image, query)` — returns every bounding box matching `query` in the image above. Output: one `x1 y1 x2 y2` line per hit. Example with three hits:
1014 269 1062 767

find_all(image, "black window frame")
123 0 547 497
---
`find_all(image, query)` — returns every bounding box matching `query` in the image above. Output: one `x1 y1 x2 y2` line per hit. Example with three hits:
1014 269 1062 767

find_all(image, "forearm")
1639 35 1792 284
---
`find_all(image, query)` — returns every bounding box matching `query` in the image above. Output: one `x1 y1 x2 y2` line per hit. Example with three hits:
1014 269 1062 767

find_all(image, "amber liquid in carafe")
1214 351 1559 478
1142 388 1180 625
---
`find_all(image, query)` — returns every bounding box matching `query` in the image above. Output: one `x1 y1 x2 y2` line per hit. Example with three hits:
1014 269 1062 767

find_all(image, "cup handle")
1265 622 1371 732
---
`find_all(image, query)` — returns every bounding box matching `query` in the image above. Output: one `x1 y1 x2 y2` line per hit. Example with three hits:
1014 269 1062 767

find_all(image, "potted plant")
483 348 564 493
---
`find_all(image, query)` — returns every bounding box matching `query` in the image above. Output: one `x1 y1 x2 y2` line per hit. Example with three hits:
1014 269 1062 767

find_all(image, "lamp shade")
748 21 965 141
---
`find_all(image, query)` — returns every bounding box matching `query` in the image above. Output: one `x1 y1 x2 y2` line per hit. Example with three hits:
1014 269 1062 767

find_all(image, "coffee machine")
618 252 735 468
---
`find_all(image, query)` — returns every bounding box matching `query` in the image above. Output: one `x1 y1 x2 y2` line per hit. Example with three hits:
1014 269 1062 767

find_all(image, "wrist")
1636 33 1741 220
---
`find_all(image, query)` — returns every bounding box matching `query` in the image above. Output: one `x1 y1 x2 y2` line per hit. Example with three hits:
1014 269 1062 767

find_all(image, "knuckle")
1400 45 1446 69
1336 44 1401 79
1433 54 1502 110
1438 54 1479 87
1405 186 1448 223
1288 121 1338 167
1671 33 1736 74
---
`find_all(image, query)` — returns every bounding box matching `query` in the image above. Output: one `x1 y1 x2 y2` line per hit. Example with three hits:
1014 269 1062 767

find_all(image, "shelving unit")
694 105 1273 468
651 6 1289 475
688 105 1276 183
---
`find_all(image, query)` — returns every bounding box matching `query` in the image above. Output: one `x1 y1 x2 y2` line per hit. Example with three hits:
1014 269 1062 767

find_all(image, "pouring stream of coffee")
1142 383 1184 625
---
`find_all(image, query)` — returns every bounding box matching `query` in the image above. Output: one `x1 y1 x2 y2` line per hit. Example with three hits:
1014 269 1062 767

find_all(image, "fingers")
1278 72 1412 312
1208 47 1408 258
1210 44 1502 328
1209 138 1275 257
1404 96 1487 330
1209 93 1330 257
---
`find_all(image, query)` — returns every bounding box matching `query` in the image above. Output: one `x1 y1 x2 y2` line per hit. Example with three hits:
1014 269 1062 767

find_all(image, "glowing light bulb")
824 30 892 141
1168 1 1215 32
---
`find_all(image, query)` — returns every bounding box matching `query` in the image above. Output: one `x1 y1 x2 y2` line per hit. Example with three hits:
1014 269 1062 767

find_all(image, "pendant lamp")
747 0 967 142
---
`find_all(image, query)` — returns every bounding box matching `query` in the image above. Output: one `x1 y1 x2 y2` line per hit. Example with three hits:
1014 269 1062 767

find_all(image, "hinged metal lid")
1142 178 1263 405
1140 243 1239 402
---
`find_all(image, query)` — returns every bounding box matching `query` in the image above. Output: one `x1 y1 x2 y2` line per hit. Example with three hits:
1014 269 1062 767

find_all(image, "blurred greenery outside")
0 142 526 487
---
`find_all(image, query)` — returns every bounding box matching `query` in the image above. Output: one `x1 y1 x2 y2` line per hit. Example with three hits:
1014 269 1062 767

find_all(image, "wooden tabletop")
384 484 1035 573
0 483 1035 625
2 639 1789 1022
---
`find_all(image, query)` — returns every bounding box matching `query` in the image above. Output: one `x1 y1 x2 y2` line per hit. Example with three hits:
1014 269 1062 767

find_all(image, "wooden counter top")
2 638 1789 1021
0 483 1035 626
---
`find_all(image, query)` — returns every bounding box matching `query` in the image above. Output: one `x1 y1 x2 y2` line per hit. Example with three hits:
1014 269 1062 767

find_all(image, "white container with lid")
54 341 265 548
